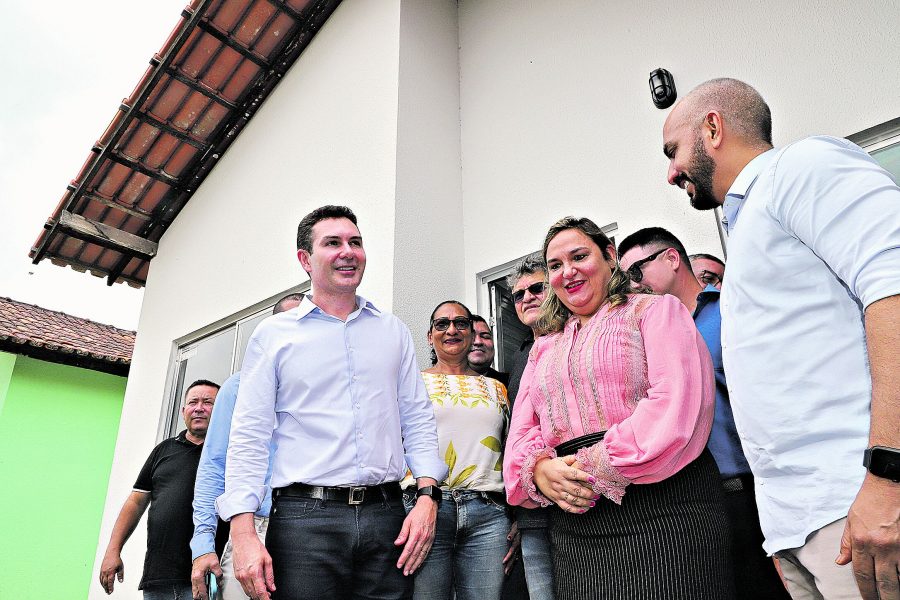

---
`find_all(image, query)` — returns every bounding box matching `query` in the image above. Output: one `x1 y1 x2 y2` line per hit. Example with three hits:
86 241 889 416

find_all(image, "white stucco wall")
91 2 403 597
93 1 900 595
457 0 900 305
394 0 466 367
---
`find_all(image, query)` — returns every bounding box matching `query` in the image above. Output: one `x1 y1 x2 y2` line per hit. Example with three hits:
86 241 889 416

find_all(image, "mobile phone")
205 572 220 600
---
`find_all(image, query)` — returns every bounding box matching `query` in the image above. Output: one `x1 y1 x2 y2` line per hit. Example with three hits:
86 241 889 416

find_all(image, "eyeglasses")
697 270 723 286
431 317 472 332
626 248 670 283
512 281 546 304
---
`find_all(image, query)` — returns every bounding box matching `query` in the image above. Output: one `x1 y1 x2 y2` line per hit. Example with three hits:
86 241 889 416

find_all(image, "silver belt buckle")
349 486 366 505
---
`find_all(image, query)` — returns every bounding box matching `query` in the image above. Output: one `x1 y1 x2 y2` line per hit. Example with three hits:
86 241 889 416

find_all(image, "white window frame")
157 283 309 441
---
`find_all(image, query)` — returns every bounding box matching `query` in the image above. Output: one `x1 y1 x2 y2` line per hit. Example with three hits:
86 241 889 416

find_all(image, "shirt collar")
296 294 380 321
722 148 777 234
693 284 720 318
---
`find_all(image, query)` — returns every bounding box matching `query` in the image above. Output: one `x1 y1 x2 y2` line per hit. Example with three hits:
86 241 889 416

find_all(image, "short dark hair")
470 314 490 330
506 252 546 288
689 78 772 147
185 379 220 398
273 293 304 314
618 227 691 268
296 205 358 252
688 253 725 268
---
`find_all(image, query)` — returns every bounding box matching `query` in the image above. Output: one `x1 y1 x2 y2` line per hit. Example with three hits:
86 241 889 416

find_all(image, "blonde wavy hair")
535 216 632 335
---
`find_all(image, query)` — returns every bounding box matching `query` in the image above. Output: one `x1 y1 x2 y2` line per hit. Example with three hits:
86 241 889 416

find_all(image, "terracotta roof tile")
0 297 135 365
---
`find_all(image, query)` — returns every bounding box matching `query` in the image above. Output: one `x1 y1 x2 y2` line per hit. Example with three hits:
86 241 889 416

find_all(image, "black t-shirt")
482 366 510 389
133 431 203 589
506 337 534 407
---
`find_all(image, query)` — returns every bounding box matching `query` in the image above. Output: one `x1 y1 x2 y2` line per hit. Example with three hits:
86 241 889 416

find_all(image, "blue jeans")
267 491 411 599
405 489 510 600
142 582 193 600
520 528 554 600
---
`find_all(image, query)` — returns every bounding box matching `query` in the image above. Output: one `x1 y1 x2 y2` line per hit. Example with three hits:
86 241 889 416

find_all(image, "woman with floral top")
408 300 511 600
503 217 734 600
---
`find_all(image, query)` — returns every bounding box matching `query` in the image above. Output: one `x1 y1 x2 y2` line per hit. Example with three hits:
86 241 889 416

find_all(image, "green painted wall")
0 352 125 600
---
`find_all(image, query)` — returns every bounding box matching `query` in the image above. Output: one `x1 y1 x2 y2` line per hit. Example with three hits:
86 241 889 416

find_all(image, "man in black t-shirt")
99 379 219 598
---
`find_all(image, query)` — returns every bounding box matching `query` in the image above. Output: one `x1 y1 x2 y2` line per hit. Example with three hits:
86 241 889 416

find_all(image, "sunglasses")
512 281 546 304
626 248 670 283
431 317 472 332
697 270 723 286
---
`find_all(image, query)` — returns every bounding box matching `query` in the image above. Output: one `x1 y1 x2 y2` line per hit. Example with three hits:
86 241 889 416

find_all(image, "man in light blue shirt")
662 78 900 600
189 293 303 600
218 205 446 600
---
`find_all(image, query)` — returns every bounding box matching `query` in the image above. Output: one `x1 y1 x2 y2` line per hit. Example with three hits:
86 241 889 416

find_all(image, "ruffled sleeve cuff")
519 442 558 507
575 442 631 505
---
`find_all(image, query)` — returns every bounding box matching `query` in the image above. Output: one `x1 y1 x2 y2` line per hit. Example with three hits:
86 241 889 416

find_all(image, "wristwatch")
416 485 443 507
863 446 900 483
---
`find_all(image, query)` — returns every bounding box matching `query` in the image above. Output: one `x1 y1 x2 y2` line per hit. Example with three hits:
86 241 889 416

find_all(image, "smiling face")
181 384 216 438
297 217 366 297
545 228 617 324
512 271 546 329
468 320 495 368
428 303 474 366
663 105 720 211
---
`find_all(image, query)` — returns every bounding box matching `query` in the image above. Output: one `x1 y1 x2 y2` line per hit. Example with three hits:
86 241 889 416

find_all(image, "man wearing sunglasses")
618 227 790 600
504 253 555 600
218 205 446 600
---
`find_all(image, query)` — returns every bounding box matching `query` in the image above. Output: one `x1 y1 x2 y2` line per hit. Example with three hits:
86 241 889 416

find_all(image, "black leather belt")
274 482 402 505
722 474 754 494
555 431 606 457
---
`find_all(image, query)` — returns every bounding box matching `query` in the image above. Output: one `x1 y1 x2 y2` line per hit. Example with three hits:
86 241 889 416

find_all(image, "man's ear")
704 110 725 150
297 248 312 273
665 247 682 271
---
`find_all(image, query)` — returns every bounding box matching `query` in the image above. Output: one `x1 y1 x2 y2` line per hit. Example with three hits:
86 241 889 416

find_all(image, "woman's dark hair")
427 300 472 365
537 216 632 334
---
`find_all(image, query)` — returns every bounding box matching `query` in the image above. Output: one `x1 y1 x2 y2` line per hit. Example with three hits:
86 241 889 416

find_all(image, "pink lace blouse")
503 293 715 507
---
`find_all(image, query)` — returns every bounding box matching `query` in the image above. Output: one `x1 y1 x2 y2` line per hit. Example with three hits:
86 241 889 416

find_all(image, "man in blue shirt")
618 227 789 600
189 293 303 600
218 205 446 600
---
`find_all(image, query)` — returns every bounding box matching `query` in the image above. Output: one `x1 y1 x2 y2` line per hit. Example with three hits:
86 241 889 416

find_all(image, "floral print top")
423 373 509 493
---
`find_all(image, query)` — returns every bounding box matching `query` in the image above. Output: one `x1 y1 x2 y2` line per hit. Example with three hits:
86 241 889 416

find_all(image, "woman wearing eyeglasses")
408 300 511 600
503 217 733 600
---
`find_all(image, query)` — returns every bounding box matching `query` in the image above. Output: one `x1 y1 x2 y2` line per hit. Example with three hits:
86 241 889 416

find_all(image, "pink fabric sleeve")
503 347 555 508
575 294 715 503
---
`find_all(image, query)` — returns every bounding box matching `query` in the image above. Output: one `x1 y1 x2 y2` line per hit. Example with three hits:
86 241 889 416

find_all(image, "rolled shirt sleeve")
770 137 900 309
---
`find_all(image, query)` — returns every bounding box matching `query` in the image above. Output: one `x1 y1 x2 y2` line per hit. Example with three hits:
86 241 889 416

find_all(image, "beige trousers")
775 518 861 600
219 515 269 600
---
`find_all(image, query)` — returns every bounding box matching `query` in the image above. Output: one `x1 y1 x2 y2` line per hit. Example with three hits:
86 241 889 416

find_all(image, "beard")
687 136 719 211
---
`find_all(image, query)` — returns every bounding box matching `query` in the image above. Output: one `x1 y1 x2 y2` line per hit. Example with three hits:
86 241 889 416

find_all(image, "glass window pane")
170 327 236 435
871 141 900 182
489 278 531 372
234 310 270 372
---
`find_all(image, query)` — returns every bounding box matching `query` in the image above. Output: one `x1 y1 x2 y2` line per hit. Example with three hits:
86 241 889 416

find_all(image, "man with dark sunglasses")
504 253 555 600
618 227 789 600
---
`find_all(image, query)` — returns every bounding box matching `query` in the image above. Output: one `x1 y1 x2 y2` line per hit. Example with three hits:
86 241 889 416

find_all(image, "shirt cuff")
406 456 449 484
216 487 264 522
190 532 216 561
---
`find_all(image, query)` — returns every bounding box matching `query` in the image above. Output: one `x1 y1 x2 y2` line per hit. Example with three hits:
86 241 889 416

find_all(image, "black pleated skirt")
550 450 734 600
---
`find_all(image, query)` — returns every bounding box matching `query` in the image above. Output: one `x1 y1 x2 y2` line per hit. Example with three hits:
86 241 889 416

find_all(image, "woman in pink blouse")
503 217 733 599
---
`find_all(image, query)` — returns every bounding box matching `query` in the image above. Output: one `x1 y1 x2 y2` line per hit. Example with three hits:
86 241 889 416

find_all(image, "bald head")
676 78 773 149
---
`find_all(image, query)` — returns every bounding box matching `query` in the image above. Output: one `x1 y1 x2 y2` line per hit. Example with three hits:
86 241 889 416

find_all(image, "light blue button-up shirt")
217 296 446 521
719 136 900 553
190 371 275 560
